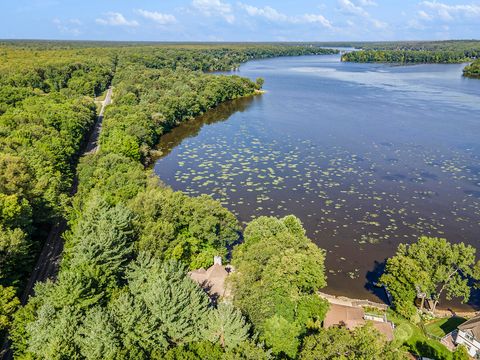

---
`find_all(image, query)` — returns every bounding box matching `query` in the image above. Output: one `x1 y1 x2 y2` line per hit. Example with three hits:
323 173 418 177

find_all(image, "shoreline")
321 289 479 318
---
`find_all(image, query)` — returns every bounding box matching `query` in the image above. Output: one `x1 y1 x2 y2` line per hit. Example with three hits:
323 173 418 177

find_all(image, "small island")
340 41 480 79
463 59 480 78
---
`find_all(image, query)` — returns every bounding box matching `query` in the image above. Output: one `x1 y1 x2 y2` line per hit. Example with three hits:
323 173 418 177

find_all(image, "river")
155 53 480 309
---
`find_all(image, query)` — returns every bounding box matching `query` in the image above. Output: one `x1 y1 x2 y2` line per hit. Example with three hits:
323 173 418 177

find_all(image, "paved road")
20 86 112 303
0 87 113 360
85 87 112 154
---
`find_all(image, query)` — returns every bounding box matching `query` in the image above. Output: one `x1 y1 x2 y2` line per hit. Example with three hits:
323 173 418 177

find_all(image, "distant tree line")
340 40 480 68
342 49 473 64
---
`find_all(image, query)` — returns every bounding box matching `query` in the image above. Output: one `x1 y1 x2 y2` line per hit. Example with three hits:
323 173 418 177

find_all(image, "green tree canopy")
381 236 479 316
230 215 329 358
299 324 409 360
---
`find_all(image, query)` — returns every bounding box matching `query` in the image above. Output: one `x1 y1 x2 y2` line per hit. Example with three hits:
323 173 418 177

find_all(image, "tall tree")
0 285 20 336
127 255 210 345
230 215 328 358
381 236 479 315
299 324 408 360
204 303 250 350
76 307 121 360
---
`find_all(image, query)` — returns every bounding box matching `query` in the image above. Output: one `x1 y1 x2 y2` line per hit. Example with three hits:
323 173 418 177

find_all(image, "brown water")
155 54 480 309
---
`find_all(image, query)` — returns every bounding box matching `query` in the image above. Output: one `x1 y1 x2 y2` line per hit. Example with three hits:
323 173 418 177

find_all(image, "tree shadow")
466 283 480 310
364 259 390 305
411 341 449 360
153 95 257 160
439 317 466 334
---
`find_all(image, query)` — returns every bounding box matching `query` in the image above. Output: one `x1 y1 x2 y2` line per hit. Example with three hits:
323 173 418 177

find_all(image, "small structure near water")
189 256 233 300
319 292 394 341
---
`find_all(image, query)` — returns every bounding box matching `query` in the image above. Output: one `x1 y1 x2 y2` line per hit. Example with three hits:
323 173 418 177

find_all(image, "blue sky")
1 0 479 41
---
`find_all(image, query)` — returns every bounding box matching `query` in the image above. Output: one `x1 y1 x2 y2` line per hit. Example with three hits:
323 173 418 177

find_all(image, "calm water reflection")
155 54 480 308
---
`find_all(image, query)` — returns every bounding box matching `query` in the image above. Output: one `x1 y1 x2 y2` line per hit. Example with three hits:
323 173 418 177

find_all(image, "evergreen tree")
76 307 121 360
127 255 210 345
205 303 250 350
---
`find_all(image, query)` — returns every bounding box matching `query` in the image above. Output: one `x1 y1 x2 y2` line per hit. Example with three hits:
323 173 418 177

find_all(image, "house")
188 256 233 299
323 303 394 341
454 314 480 357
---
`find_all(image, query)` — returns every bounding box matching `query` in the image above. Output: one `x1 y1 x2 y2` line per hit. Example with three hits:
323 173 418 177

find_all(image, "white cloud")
418 10 433 20
338 0 369 17
298 14 333 28
192 0 235 24
407 18 427 30
371 18 387 29
135 9 177 25
421 1 480 21
53 18 82 36
96 12 139 27
337 0 387 29
239 4 332 28
358 0 377 6
240 4 288 21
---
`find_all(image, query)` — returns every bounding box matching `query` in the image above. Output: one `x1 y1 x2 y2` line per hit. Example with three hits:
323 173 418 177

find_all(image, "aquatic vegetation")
154 56 480 294
156 113 480 285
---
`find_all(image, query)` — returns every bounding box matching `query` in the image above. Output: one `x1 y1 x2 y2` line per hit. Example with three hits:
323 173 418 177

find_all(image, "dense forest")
0 46 116 290
0 42 336 295
340 40 480 66
0 41 476 360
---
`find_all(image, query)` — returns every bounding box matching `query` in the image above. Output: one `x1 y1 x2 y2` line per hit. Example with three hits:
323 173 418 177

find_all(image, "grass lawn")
425 317 466 338
388 310 454 360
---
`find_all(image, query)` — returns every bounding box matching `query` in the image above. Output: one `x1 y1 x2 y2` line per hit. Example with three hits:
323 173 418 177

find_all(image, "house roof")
458 315 480 340
205 264 228 279
324 303 394 341
324 304 365 329
189 263 229 298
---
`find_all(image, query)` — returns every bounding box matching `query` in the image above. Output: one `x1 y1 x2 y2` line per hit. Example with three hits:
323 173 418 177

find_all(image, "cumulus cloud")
240 4 288 21
96 12 139 27
53 18 83 36
192 0 235 24
420 1 480 21
239 4 332 28
298 14 333 28
337 0 386 29
135 9 177 25
338 0 369 17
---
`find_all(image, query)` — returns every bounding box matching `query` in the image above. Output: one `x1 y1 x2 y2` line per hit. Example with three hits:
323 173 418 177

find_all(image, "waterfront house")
188 256 232 299
454 314 480 357
323 303 394 341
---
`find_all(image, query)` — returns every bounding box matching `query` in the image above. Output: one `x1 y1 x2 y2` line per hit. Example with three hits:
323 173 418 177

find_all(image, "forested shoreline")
0 43 336 296
463 59 480 78
1 42 477 360
340 40 480 68
342 50 473 64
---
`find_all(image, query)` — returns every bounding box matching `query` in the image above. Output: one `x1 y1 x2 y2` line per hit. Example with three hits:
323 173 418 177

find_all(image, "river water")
155 54 480 308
